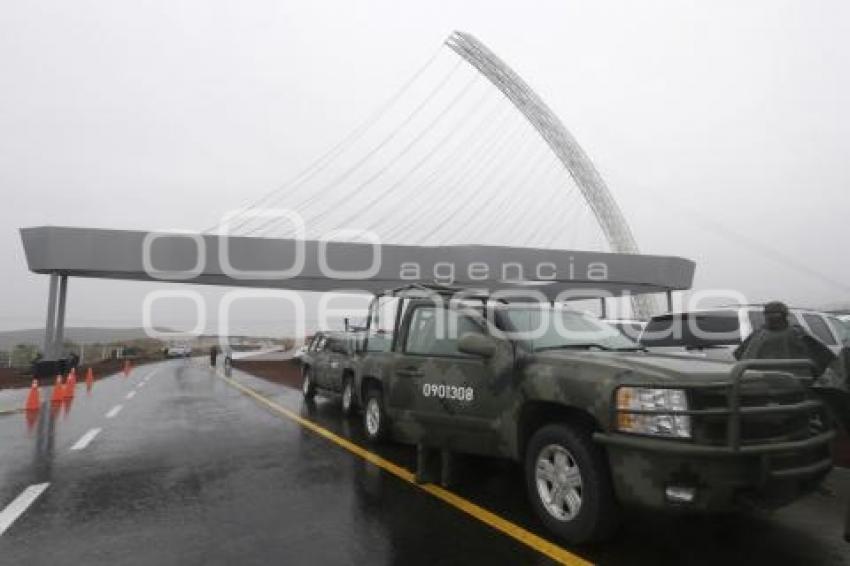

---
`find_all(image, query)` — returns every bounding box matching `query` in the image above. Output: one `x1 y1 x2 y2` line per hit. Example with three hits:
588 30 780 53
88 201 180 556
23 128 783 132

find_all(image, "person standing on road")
735 302 850 542
69 352 79 371
734 301 835 376
209 345 218 367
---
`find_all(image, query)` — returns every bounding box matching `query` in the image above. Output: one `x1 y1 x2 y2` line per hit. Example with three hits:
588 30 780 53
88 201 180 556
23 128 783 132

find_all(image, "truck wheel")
302 368 316 400
525 424 620 544
341 377 356 416
363 388 389 443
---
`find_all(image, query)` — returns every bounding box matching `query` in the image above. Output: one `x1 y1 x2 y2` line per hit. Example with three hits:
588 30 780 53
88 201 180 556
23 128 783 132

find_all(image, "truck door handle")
397 367 423 377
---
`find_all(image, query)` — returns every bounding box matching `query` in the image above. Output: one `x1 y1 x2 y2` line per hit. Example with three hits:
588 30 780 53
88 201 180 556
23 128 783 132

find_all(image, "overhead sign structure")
20 226 694 370
21 226 694 299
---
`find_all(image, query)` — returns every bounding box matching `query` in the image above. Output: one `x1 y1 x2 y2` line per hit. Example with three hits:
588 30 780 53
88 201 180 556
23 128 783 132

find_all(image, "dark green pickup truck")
318 285 836 544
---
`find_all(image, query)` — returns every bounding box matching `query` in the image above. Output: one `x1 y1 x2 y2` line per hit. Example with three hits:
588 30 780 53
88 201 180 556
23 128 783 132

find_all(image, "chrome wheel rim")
365 398 380 436
535 444 583 521
302 373 311 395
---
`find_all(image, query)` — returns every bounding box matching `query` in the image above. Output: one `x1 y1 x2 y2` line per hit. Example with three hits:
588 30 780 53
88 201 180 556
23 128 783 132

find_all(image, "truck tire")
525 423 620 544
363 388 389 443
341 376 356 416
302 368 316 400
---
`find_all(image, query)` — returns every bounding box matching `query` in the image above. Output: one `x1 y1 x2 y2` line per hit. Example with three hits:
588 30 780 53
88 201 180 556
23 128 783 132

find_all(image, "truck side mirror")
458 333 496 358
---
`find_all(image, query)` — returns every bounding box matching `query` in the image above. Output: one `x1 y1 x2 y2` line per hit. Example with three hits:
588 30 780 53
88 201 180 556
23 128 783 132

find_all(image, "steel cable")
310 83 495 236
204 45 447 235
372 106 521 241
243 57 466 237
381 116 529 243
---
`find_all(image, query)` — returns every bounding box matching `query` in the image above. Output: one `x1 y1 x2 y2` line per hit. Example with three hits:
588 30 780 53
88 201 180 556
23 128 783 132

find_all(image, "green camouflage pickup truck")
321 285 836 544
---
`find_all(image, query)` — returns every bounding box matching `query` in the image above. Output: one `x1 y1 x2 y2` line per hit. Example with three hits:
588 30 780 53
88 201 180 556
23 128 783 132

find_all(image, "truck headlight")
616 387 691 438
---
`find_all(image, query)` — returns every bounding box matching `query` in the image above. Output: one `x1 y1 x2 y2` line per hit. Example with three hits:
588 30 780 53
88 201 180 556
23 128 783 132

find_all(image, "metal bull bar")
595 359 836 479
725 359 835 481
726 359 818 451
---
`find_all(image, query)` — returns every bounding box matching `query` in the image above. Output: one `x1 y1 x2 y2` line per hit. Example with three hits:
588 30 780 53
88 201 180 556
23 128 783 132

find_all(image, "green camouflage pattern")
349 299 834 511
301 331 361 397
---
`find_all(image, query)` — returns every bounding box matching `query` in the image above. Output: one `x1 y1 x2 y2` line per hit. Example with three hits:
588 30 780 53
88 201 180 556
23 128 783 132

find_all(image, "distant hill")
0 327 169 351
820 302 850 314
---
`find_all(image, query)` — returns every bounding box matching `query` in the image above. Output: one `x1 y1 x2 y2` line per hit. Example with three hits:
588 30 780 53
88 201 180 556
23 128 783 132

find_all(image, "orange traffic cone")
63 371 76 399
25 407 39 432
123 360 132 377
85 367 94 391
50 376 64 405
25 380 40 412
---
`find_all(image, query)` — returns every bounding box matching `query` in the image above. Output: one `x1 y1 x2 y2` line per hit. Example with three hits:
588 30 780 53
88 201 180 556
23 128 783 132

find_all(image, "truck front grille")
688 381 827 447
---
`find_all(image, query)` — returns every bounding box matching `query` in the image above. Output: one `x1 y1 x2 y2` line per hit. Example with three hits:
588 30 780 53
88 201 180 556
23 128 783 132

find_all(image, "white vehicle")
602 319 646 341
166 345 191 358
639 305 846 360
835 315 850 345
293 344 309 362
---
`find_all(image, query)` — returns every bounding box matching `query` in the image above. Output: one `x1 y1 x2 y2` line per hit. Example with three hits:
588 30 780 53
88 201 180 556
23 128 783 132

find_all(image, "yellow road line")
212 366 593 566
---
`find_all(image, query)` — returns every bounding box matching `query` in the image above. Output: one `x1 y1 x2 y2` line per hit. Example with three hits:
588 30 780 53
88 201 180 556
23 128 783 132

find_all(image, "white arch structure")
446 31 655 318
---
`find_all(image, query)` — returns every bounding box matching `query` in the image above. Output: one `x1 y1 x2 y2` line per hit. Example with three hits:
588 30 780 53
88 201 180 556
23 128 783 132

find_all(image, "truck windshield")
833 317 850 344
502 307 639 351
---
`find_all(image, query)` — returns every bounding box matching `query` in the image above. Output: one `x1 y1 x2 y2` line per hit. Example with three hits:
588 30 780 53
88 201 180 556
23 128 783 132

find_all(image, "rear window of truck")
640 311 741 348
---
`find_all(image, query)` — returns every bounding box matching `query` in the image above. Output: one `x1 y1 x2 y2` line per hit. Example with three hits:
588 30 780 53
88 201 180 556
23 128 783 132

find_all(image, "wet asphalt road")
0 359 848 565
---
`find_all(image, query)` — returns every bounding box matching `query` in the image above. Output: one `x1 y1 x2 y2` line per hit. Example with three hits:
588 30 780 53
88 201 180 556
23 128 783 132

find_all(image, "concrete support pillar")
42 274 59 358
53 275 68 358
40 274 69 360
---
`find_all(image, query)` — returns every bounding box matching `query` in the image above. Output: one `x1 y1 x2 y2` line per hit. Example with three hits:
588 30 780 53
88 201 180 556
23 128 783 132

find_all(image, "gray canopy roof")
20 226 695 301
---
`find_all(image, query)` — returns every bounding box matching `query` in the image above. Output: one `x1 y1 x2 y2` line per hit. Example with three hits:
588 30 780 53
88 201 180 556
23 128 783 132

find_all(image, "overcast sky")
1 1 848 336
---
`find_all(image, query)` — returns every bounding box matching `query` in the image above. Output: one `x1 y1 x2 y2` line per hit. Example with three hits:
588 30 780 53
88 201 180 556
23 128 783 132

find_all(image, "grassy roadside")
0 357 164 390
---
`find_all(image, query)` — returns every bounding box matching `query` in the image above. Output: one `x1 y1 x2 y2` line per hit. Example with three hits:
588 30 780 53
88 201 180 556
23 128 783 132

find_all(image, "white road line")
126 391 136 400
70 428 101 451
105 404 123 419
0 483 49 536
137 382 145 388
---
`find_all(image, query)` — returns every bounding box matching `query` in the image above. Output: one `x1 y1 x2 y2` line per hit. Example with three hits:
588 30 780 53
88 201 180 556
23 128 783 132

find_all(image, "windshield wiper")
535 343 613 352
